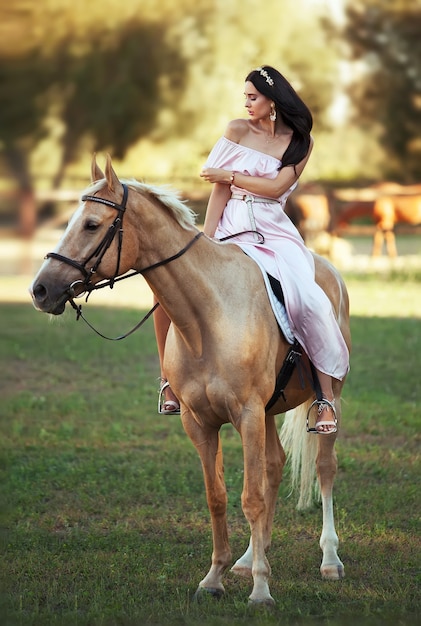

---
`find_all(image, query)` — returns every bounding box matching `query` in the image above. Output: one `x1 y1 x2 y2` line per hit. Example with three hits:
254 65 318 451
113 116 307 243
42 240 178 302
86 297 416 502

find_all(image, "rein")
67 231 204 341
45 182 205 340
68 298 161 341
46 180 263 341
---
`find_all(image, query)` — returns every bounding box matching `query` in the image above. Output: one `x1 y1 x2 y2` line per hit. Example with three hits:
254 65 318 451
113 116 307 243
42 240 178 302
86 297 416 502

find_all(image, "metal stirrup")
306 398 337 434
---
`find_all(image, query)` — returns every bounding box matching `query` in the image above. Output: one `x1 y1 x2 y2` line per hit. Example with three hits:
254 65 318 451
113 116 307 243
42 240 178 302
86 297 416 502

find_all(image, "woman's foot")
316 399 337 434
306 398 337 434
158 379 180 415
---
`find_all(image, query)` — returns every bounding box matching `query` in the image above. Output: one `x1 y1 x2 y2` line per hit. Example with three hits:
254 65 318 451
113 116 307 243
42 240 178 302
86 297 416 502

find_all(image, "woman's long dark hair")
246 65 313 169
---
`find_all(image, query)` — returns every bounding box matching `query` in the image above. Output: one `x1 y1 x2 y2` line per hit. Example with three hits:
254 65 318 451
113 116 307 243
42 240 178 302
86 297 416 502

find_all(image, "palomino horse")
336 184 421 257
30 156 351 606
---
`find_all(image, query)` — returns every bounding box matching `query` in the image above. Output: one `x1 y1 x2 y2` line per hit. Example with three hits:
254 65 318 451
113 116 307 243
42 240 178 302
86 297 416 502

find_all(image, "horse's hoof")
248 596 275 610
193 585 225 602
320 563 345 580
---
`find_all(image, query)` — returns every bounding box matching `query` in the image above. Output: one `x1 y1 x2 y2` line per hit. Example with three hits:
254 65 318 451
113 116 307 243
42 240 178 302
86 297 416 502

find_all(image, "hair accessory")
255 67 274 86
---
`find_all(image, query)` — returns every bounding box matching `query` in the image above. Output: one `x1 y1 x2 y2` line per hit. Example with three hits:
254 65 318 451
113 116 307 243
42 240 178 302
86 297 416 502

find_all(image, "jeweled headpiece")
255 67 274 86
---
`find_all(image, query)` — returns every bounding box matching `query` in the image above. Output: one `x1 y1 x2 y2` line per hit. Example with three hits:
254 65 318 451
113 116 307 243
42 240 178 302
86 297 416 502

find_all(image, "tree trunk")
19 188 37 239
4 145 37 239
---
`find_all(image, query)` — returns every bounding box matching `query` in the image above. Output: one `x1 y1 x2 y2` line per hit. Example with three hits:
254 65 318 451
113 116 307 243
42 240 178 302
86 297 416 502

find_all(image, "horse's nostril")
33 283 47 301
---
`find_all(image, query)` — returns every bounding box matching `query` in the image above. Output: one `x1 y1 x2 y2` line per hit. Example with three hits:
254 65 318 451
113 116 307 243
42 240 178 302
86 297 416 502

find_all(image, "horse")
30 155 351 607
335 184 421 257
285 184 332 248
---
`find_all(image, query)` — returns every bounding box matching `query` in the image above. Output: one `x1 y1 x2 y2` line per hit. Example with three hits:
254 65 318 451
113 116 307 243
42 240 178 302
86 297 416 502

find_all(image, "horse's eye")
85 220 99 231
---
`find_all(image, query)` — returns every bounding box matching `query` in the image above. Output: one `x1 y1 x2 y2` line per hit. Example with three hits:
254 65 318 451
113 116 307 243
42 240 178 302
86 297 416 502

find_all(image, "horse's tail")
279 399 320 510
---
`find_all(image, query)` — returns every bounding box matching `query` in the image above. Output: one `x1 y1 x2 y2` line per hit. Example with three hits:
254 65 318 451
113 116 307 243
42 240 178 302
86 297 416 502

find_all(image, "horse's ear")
91 154 105 182
104 154 121 192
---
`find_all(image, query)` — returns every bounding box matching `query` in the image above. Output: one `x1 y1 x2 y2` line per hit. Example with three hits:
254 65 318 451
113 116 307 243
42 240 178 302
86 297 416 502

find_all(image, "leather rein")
45 183 204 340
45 183 264 341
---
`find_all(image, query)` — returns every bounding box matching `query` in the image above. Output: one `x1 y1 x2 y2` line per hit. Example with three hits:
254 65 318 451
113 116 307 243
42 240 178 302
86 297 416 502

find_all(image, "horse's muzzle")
29 280 69 315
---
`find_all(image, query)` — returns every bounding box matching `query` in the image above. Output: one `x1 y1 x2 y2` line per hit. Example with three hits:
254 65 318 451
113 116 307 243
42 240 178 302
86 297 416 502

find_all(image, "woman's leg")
153 297 179 410
314 370 337 433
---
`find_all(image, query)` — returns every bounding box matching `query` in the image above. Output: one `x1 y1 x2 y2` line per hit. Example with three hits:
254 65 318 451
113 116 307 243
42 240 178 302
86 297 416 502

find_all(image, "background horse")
336 184 421 257
30 156 351 607
285 184 332 249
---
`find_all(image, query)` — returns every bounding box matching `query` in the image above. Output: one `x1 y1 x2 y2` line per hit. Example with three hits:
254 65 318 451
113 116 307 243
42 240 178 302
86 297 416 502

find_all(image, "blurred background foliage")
0 0 420 235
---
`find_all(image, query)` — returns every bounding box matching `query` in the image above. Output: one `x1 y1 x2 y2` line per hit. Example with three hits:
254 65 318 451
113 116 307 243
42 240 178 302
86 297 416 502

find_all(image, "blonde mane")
84 178 197 230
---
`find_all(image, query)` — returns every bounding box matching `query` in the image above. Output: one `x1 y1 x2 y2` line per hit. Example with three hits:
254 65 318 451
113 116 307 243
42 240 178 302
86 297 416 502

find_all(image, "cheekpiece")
255 67 274 86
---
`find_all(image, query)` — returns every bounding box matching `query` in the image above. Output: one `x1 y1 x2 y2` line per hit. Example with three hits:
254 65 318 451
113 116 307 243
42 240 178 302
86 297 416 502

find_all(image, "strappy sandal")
158 379 180 415
306 398 337 435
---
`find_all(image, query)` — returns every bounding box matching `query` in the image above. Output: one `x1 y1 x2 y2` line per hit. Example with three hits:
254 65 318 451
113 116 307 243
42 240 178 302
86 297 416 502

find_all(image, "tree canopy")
1 0 420 235
342 0 421 181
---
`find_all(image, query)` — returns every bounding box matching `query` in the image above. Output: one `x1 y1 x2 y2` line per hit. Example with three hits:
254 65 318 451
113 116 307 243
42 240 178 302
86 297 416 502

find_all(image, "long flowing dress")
204 136 349 380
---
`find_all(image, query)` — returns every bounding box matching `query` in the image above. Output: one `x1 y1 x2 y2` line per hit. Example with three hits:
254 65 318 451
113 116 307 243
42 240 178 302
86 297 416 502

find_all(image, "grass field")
1 262 420 625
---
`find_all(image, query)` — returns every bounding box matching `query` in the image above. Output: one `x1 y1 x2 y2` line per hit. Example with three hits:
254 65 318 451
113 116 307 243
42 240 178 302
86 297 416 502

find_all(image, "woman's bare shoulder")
224 119 249 143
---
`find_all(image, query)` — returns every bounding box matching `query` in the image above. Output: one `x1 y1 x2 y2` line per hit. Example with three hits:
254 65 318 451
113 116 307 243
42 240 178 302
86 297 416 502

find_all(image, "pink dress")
204 136 349 380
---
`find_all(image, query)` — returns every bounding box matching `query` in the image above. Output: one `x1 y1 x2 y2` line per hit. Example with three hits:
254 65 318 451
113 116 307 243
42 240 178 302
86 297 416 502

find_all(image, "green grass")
1 272 420 626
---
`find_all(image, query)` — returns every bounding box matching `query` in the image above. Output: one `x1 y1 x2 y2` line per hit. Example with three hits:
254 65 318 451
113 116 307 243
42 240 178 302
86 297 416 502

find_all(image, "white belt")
231 193 279 241
231 193 279 204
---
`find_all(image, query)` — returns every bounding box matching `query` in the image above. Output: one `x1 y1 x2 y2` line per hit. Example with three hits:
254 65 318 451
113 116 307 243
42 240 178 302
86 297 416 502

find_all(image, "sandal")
158 379 180 415
306 398 337 435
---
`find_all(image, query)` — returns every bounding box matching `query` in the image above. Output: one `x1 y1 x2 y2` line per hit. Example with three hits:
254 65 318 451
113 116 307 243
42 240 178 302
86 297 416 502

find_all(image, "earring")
270 105 277 122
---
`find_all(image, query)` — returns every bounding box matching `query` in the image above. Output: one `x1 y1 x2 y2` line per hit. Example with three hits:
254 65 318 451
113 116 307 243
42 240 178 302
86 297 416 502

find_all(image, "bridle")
46 183 206 297
45 183 204 340
46 184 130 297
44 182 263 340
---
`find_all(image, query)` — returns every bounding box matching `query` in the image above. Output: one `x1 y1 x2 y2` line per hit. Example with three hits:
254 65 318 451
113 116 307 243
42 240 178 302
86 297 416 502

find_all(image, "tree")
0 1 190 236
342 0 421 182
0 0 344 236
50 21 187 187
0 9 55 236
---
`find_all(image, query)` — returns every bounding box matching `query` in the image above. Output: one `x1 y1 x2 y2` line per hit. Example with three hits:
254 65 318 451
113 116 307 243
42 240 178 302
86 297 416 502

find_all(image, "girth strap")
265 340 302 411
265 342 325 412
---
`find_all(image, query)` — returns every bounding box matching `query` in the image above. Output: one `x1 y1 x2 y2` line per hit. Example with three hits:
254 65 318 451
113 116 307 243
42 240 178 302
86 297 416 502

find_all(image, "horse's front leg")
181 413 231 599
317 398 344 580
231 414 285 581
372 227 384 256
239 407 276 606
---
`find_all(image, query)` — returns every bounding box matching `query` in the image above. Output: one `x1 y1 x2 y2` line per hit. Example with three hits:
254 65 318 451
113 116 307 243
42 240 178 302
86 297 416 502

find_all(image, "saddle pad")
240 247 295 345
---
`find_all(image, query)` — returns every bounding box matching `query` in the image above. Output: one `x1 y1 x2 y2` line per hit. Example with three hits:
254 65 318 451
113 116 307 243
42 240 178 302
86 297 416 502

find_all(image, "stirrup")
158 379 180 415
306 398 337 435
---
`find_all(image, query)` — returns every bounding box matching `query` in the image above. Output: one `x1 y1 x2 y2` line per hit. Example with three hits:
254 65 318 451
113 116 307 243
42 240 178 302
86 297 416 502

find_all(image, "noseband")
46 184 129 297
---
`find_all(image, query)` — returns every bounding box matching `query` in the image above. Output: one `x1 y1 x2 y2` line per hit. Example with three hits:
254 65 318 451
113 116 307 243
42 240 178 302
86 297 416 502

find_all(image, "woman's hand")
200 168 231 184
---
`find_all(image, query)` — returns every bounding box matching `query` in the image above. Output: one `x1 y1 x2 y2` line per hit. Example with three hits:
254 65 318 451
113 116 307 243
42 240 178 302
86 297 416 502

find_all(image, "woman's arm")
203 182 232 237
201 137 314 199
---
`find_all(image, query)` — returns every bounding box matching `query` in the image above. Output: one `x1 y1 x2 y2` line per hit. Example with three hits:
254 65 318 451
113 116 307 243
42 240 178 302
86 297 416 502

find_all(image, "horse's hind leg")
385 229 398 258
317 397 344 580
372 228 384 256
181 415 231 599
231 414 285 578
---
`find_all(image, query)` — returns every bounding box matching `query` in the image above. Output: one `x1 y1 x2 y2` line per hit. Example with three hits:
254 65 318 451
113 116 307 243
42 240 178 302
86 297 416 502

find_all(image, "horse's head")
30 155 138 314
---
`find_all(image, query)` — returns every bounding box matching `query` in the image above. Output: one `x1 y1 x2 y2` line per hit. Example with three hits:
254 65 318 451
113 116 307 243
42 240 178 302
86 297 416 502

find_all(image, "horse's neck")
139 227 217 342
141 233 251 352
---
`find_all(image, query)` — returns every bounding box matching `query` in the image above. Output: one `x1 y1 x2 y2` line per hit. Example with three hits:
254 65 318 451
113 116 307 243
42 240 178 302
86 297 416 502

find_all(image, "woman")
157 65 349 433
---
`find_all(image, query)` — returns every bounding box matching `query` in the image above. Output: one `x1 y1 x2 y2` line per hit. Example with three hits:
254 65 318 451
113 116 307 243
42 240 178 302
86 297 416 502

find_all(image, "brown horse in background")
285 184 332 248
336 184 421 257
